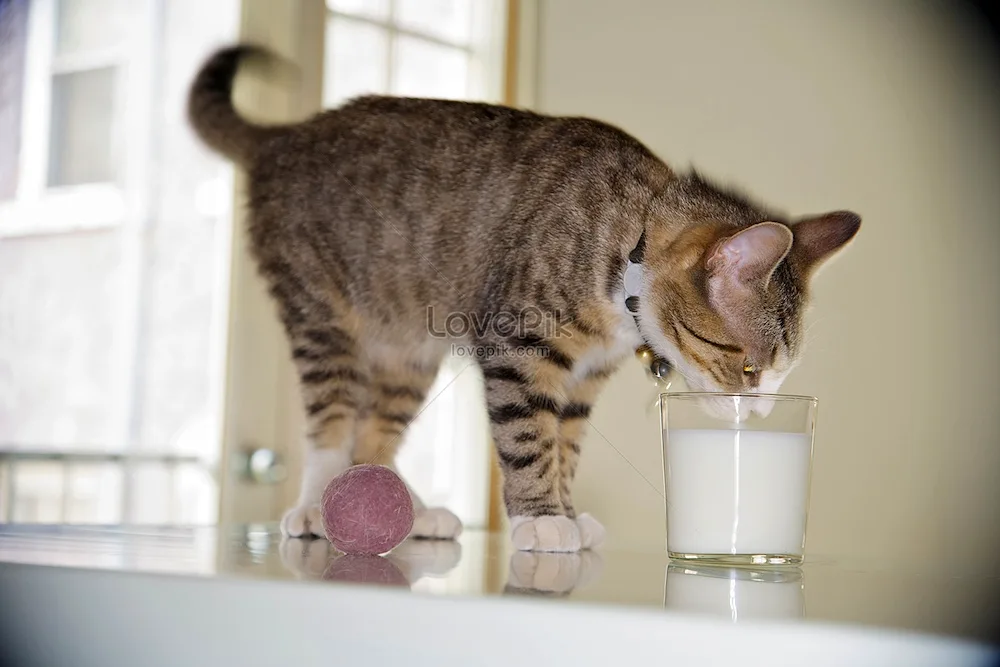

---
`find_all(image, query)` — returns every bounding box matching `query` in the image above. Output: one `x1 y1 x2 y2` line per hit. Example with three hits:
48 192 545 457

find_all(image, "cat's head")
639 174 860 411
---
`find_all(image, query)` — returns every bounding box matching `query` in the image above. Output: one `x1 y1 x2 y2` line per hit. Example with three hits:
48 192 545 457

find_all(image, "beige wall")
533 0 1000 570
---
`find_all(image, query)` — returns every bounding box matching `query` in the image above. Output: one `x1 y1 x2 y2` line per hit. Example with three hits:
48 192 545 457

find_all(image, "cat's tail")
188 45 287 167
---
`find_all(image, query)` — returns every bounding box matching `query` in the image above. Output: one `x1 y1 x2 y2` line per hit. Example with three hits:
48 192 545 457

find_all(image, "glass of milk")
660 393 817 566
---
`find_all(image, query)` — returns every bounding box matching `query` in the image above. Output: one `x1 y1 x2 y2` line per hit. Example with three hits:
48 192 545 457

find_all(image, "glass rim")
660 391 817 405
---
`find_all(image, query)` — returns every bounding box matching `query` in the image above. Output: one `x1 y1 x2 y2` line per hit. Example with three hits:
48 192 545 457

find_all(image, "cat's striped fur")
189 46 860 551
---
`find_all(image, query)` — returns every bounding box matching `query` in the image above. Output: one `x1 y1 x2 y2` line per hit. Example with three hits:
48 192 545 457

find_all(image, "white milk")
664 429 811 556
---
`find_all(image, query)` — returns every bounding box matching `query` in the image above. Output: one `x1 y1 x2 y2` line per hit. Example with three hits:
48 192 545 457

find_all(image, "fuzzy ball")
321 464 414 555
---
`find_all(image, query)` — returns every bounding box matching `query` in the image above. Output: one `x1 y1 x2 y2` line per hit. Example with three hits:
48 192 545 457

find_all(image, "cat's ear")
706 221 793 287
790 211 861 274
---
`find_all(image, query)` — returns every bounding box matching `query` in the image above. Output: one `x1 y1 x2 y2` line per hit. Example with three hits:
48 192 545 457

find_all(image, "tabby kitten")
189 46 860 552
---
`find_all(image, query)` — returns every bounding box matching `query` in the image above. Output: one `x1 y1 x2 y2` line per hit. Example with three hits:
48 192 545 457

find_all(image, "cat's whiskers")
801 316 827 353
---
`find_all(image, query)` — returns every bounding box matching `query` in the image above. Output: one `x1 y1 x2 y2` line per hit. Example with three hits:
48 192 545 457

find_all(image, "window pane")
0 463 8 521
0 231 121 450
48 67 116 186
65 464 121 524
0 0 28 201
128 464 175 524
124 464 215 525
325 17 388 107
395 0 472 45
395 355 489 527
327 0 389 21
392 37 468 100
56 0 130 56
173 465 217 525
12 462 65 523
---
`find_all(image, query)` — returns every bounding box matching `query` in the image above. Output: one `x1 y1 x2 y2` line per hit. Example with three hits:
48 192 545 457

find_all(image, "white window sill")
0 184 126 238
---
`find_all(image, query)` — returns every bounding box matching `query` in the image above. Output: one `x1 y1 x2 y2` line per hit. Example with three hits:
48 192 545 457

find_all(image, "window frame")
324 0 507 107
0 0 153 238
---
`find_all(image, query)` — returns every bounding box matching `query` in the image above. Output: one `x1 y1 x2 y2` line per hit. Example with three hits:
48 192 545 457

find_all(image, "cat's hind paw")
280 503 326 539
575 513 606 549
510 515 582 552
410 507 463 540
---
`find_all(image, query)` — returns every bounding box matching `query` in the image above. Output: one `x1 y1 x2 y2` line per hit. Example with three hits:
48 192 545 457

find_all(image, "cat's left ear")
790 211 862 275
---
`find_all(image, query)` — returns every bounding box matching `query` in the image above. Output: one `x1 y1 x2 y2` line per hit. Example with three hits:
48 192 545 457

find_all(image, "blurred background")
0 0 998 591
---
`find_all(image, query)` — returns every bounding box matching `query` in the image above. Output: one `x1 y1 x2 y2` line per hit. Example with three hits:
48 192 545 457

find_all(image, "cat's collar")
629 229 647 264
623 229 646 316
625 229 673 382
624 260 643 310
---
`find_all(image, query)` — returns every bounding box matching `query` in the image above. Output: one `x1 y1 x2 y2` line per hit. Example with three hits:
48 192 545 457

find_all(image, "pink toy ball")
321 464 414 555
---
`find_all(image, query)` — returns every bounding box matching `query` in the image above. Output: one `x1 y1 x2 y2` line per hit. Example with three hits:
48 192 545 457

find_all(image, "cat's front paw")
280 503 326 539
575 513 606 549
410 507 463 540
510 515 581 552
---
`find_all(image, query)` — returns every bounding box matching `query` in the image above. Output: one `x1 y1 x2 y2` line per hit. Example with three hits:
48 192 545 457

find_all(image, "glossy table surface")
0 523 997 665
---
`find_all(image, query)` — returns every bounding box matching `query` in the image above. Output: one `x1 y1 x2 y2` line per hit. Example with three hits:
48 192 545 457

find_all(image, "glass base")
668 551 803 567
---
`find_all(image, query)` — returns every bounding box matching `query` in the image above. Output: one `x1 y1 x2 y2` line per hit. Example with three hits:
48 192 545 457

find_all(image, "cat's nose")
695 395 744 421
694 395 776 422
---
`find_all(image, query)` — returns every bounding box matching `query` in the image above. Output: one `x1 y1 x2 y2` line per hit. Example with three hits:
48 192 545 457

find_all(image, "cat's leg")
481 350 584 552
352 357 462 540
556 367 614 549
279 322 367 538
257 250 367 538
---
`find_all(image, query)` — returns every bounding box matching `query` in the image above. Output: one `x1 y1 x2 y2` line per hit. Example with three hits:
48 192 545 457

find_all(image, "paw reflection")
504 550 604 597
387 536 462 581
278 536 462 589
279 537 334 579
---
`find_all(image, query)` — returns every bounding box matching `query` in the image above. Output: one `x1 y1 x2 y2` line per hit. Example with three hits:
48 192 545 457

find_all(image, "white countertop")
0 524 996 666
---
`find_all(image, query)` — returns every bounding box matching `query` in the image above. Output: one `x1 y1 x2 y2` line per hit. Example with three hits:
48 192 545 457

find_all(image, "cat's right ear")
704 222 794 321
705 221 794 287
790 211 862 276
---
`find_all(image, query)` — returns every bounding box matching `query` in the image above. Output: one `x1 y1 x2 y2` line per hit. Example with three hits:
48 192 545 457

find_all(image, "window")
324 0 506 107
0 0 241 524
0 0 29 201
322 0 509 532
0 0 143 235
47 0 128 186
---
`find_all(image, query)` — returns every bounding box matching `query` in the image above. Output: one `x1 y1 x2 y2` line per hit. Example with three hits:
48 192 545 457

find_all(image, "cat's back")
245 95 667 319
333 95 547 134
255 95 658 186
260 96 547 168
